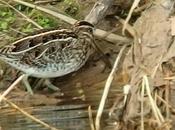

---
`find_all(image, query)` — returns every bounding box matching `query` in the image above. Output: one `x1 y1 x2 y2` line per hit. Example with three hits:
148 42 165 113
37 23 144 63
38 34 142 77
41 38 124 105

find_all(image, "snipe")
0 21 95 94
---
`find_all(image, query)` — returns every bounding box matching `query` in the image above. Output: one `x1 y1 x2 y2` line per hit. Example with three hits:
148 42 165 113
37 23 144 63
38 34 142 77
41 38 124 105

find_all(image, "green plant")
0 9 15 30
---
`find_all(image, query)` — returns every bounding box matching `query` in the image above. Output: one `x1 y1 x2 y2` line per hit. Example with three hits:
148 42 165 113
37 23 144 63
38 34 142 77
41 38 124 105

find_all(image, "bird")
0 21 96 95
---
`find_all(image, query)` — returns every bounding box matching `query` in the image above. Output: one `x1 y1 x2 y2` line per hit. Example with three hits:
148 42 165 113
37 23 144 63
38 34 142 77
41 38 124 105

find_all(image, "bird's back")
0 24 94 78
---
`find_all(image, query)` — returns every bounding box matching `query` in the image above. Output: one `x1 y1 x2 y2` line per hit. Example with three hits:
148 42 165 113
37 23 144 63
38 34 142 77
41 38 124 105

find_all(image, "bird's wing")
0 29 77 63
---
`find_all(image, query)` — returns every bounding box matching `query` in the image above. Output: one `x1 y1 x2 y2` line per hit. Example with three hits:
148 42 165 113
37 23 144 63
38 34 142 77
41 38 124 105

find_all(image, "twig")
10 27 27 36
95 45 126 130
0 74 25 103
2 97 60 130
12 0 130 44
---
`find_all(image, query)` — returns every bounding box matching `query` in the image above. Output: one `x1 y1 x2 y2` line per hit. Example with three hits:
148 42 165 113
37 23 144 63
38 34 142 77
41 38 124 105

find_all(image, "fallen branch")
85 0 114 25
12 0 130 44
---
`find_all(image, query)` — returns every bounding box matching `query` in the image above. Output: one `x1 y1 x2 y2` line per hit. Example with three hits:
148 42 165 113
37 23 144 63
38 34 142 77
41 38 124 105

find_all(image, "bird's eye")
89 28 93 33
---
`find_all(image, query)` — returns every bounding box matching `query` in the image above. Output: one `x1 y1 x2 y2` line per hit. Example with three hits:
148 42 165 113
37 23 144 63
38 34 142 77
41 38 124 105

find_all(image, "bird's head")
73 21 94 34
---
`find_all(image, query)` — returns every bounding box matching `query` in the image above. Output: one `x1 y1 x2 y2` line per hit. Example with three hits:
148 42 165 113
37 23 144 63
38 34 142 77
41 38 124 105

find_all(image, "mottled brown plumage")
0 21 95 78
0 21 95 94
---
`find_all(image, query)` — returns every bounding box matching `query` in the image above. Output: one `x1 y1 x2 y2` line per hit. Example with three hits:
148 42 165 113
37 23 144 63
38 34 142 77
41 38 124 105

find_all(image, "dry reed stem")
0 74 25 103
88 106 95 130
141 77 145 130
151 55 163 78
123 84 131 104
12 0 76 24
122 0 141 35
143 75 164 125
95 45 126 130
12 0 130 44
108 96 123 117
115 16 137 38
164 76 175 80
134 2 152 13
156 94 175 111
34 0 58 5
1 97 61 130
10 27 27 36
165 73 170 119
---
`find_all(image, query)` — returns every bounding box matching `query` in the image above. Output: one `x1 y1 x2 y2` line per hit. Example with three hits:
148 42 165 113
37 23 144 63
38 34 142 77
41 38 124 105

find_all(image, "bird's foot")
22 75 34 95
23 77 64 96
44 79 64 96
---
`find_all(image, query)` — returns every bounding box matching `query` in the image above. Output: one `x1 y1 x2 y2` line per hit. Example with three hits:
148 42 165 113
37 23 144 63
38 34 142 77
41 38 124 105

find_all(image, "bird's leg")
22 75 34 95
33 79 58 91
34 78 62 93
44 79 64 96
44 79 60 91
